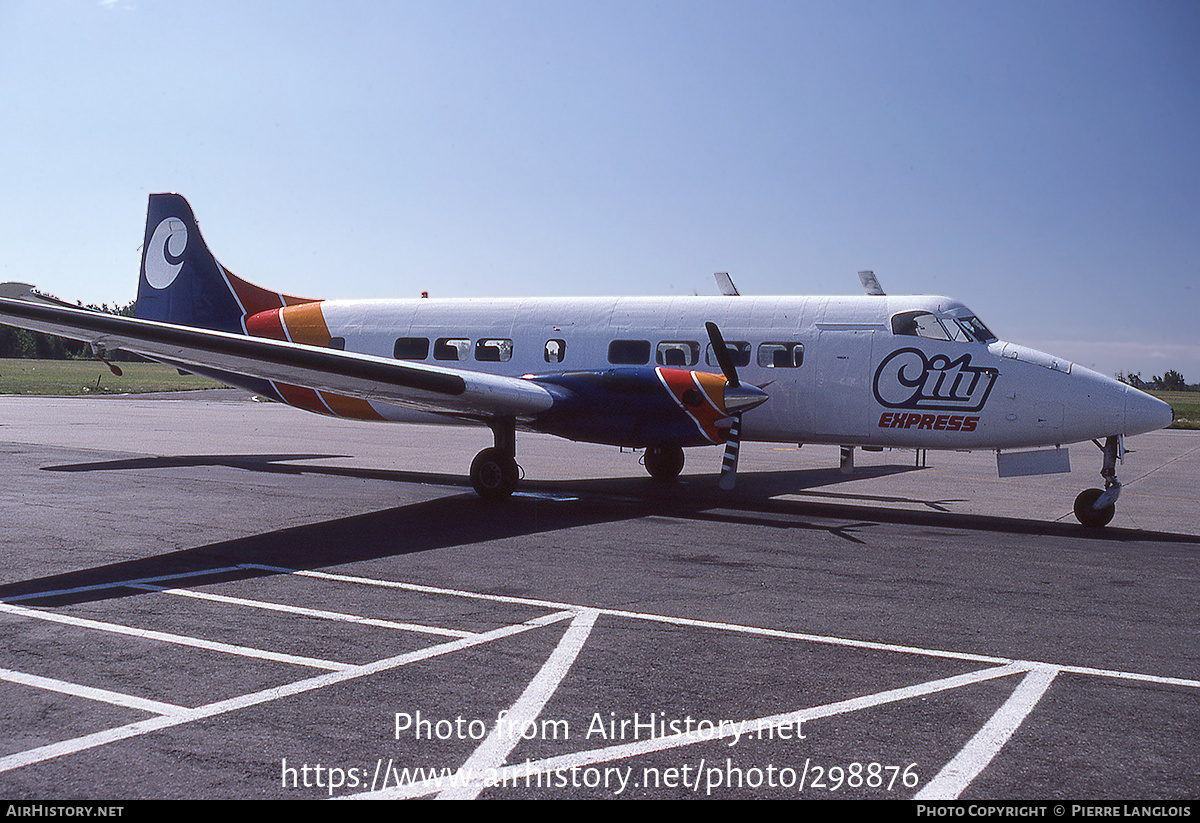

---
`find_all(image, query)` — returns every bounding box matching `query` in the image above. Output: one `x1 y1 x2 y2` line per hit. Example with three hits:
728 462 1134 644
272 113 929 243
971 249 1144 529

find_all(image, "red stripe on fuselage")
275 383 332 415
656 367 728 444
245 308 288 340
224 266 317 317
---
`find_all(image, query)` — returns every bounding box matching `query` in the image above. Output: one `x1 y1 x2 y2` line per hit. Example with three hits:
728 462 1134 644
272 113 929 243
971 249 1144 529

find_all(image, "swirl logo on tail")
144 217 188 290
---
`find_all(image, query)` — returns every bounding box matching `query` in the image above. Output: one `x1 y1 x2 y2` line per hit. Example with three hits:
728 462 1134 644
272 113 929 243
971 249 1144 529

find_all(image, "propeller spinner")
705 322 768 489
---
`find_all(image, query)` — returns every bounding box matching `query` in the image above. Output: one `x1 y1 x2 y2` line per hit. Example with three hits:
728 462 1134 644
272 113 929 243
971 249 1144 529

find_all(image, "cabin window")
705 341 751 368
656 341 699 367
393 337 429 360
434 338 471 361
608 339 651 365
328 337 346 351
544 339 566 363
475 338 513 362
757 342 804 368
891 311 950 341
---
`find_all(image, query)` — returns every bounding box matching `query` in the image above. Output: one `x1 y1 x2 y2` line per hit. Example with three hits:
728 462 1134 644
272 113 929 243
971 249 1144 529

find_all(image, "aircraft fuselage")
249 292 1169 451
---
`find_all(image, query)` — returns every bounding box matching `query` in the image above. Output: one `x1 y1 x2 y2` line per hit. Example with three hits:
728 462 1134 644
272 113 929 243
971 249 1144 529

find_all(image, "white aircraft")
0 194 1173 527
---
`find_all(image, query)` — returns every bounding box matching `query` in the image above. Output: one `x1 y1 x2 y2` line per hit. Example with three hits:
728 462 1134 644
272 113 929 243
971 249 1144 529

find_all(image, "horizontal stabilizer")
0 283 84 309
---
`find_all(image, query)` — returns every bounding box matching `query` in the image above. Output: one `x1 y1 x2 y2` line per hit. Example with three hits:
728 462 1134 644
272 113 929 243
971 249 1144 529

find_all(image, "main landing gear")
643 446 685 481
1073 434 1123 528
470 417 519 499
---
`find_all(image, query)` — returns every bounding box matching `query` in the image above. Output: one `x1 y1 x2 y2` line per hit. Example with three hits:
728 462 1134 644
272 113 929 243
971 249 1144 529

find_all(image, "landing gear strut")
1073 435 1123 528
470 417 519 499
643 446 685 481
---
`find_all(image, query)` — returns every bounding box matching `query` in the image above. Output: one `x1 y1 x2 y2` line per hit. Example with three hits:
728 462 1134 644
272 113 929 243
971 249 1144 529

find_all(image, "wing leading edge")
0 293 556 419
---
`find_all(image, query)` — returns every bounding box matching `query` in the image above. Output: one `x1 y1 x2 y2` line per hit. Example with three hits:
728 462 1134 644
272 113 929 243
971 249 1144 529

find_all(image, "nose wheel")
1074 435 1122 528
1073 488 1115 528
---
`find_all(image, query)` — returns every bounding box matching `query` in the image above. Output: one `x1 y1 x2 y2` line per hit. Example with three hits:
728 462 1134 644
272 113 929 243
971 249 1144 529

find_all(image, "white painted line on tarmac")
0 667 185 716
254 565 585 612
0 601 350 672
915 665 1058 800
255 564 1200 689
436 609 599 800
4 560 1197 800
136 584 478 638
0 566 247 604
365 662 1029 798
255 565 1013 664
0 610 574 775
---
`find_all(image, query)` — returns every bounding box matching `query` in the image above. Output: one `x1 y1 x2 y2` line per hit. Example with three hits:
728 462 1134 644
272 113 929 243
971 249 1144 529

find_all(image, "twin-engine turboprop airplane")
0 194 1173 526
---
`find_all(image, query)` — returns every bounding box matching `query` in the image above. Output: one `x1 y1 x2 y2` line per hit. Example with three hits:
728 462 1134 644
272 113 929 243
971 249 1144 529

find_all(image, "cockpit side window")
891 311 950 341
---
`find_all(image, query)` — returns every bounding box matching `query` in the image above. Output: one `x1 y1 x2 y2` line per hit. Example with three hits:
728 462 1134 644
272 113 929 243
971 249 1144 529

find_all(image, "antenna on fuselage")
714 272 740 296
858 270 885 296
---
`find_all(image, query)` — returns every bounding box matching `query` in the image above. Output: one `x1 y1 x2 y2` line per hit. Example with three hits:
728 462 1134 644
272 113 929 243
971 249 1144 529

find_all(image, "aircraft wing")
0 291 556 419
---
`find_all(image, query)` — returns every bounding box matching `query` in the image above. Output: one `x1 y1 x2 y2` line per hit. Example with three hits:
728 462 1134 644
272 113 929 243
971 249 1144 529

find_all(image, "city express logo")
872 347 997 430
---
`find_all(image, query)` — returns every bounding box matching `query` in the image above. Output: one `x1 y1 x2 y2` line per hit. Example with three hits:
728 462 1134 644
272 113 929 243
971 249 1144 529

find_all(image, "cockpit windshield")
891 311 997 343
954 316 997 343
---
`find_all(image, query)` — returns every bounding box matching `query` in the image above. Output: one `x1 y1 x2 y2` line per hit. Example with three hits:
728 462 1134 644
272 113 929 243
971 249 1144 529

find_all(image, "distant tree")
1160 370 1187 391
84 300 136 317
1116 370 1198 392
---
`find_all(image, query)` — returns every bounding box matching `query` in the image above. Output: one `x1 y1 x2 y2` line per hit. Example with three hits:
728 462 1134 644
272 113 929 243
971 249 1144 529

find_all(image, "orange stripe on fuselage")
248 303 384 421
656 368 730 444
272 382 384 421
318 391 384 420
691 371 728 414
278 302 331 347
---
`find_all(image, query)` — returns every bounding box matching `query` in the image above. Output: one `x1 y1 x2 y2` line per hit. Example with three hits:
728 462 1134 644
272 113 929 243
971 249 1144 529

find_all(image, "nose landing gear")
1073 435 1123 528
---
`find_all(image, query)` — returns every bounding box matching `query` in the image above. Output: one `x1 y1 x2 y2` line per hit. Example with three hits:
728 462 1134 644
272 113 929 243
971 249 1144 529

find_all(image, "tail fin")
135 193 317 333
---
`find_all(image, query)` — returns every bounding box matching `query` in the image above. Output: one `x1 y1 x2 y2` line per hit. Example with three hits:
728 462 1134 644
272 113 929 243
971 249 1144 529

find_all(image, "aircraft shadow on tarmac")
9 452 1196 607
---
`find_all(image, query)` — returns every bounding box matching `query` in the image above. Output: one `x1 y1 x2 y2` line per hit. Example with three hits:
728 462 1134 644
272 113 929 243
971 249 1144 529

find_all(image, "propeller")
705 322 767 490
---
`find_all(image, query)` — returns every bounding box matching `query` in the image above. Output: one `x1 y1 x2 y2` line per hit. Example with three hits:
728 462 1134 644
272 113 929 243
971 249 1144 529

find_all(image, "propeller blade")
718 414 742 491
705 321 739 388
706 321 766 491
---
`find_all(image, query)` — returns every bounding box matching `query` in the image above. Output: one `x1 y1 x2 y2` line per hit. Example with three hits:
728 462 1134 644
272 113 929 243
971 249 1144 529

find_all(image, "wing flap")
0 295 555 418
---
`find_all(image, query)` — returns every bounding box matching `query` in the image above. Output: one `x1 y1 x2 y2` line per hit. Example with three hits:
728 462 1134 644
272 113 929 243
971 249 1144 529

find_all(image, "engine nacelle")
529 367 760 448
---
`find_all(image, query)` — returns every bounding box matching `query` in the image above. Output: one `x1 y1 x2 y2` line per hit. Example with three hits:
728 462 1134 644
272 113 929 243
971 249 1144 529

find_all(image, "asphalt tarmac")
0 392 1196 799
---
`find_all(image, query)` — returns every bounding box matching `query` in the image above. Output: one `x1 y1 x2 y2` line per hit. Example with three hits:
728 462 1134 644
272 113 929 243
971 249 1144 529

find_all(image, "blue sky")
1 0 1196 380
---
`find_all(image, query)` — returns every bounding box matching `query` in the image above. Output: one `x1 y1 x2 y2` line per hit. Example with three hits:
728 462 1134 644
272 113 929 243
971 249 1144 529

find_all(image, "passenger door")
811 329 875 440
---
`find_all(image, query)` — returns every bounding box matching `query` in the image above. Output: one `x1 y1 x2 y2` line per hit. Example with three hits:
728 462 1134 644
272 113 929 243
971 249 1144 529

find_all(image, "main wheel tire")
1074 488 1115 528
644 446 685 481
470 447 519 499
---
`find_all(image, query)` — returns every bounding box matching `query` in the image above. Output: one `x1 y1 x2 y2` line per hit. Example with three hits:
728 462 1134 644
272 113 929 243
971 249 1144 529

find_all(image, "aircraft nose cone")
1125 388 1173 435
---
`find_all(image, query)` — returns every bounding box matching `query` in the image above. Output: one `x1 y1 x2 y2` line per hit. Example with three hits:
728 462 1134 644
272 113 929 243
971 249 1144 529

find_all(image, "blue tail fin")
135 194 247 333
134 194 317 334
